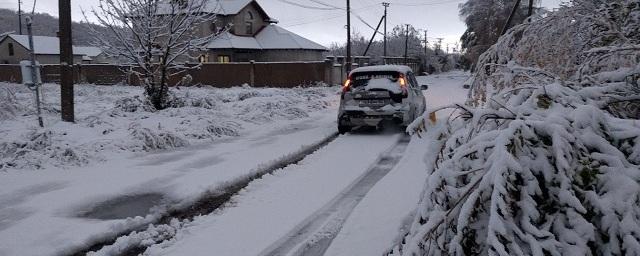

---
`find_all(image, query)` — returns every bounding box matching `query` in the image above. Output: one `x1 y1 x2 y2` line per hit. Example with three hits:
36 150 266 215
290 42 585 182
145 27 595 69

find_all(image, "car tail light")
398 75 408 97
398 76 407 88
342 78 352 93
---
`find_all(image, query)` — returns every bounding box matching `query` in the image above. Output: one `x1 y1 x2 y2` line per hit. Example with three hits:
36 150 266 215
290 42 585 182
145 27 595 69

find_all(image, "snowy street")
0 71 470 256
1 0 636 254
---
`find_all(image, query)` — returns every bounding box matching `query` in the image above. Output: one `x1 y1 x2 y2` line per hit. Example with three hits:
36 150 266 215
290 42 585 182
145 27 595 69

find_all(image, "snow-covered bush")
0 130 89 170
395 0 640 255
129 125 189 152
0 87 21 120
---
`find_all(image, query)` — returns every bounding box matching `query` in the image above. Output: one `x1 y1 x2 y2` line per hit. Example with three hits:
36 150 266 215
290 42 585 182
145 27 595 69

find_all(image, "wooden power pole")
18 0 22 35
528 0 534 17
501 0 522 36
382 2 389 58
59 0 74 122
346 0 352 73
404 24 409 64
423 30 428 56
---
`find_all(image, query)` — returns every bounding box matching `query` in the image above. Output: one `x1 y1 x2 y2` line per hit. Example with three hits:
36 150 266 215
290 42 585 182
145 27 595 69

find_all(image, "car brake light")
398 75 408 97
342 78 352 93
398 76 407 87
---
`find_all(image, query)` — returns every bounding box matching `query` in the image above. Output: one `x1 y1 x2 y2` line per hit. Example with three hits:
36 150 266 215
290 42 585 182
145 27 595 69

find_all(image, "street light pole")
26 16 43 127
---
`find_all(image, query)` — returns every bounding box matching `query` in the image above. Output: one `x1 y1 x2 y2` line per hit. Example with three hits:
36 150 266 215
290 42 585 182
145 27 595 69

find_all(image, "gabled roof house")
0 34 106 64
196 0 327 63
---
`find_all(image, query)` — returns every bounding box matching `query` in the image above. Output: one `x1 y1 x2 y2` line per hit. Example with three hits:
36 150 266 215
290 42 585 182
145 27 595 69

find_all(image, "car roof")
349 65 413 76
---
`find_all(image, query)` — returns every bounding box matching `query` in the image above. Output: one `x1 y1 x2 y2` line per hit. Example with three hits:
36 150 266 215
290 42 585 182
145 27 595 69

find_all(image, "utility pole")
528 0 534 17
423 30 428 56
404 24 409 64
435 38 443 55
501 0 522 36
18 0 22 35
382 2 389 58
362 15 385 56
346 0 352 73
59 0 74 122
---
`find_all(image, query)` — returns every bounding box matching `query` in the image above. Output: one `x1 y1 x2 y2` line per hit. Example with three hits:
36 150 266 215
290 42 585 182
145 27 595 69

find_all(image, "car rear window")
351 71 400 88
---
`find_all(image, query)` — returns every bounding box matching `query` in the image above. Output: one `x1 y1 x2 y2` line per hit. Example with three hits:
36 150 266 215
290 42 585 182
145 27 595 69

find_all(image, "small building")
75 46 109 64
0 34 105 64
197 0 327 62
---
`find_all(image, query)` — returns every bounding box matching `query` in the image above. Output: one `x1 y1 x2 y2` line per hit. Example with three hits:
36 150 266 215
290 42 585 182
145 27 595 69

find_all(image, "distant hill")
0 8 115 46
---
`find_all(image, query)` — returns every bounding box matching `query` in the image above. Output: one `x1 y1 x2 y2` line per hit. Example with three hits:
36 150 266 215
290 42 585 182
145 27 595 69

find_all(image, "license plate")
360 99 387 107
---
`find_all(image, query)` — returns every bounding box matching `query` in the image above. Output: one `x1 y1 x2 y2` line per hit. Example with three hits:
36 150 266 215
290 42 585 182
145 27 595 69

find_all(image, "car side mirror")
421 84 429 90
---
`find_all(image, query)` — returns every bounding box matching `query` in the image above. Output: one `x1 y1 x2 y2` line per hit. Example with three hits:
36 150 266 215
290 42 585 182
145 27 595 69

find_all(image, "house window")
245 11 254 35
198 55 208 63
245 22 253 34
8 43 14 56
211 22 218 33
217 55 230 63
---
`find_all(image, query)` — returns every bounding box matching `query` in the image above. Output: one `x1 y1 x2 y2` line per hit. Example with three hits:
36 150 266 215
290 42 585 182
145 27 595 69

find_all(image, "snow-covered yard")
0 83 336 171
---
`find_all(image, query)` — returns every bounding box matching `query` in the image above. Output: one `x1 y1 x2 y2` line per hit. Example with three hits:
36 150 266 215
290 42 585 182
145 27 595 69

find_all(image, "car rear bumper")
338 105 412 127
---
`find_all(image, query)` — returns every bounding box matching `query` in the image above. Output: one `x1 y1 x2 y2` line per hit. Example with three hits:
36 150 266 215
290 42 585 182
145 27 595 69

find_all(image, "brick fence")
0 61 341 88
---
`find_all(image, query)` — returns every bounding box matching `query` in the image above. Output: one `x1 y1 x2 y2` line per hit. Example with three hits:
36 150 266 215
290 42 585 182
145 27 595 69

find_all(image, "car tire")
338 125 351 134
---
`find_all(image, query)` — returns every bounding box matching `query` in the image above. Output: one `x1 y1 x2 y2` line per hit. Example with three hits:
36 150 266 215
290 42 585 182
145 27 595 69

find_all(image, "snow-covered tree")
459 0 539 71
86 0 218 109
392 0 640 255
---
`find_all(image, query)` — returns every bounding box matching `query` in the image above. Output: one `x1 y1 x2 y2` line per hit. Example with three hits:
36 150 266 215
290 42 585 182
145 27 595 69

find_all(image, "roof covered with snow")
75 46 103 57
3 34 101 56
156 0 270 18
207 25 326 51
350 65 414 76
206 0 253 15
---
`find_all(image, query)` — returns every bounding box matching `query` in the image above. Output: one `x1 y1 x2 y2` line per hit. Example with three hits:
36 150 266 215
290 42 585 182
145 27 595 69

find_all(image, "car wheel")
338 125 351 134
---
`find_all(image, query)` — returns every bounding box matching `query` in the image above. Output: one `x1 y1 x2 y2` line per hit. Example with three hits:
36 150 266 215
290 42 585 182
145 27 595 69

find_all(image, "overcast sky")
0 0 564 48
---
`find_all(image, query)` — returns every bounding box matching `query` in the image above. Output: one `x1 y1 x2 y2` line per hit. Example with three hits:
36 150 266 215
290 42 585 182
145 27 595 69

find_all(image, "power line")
280 5 378 27
388 0 464 6
307 0 342 9
276 0 339 10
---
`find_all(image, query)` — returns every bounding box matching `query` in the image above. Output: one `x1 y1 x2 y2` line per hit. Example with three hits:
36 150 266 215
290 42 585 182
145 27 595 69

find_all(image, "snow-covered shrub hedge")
395 0 640 255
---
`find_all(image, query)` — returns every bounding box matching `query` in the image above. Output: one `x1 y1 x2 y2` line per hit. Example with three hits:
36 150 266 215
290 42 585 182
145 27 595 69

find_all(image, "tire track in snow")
69 132 339 256
259 134 411 256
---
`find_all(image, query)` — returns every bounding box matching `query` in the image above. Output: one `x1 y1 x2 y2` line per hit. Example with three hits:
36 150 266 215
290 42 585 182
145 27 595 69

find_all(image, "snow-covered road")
0 71 470 256
131 71 469 256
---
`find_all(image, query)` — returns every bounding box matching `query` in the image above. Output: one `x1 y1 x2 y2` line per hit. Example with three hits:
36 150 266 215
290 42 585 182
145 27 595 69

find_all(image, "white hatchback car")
337 65 428 134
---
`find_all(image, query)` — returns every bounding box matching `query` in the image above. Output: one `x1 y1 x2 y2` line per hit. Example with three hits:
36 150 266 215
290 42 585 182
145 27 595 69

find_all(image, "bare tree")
86 0 218 109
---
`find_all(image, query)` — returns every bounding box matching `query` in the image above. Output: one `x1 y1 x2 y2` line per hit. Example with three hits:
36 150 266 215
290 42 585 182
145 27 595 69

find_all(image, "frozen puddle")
79 193 165 220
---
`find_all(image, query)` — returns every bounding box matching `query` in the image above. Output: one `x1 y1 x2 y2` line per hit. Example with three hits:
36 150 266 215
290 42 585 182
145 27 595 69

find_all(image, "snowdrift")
396 1 640 255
